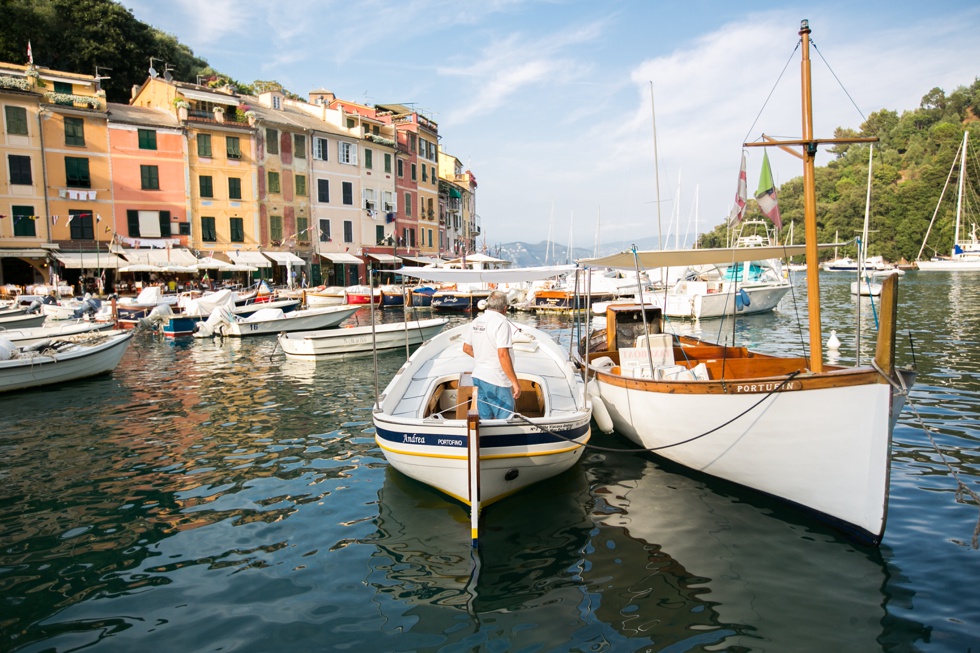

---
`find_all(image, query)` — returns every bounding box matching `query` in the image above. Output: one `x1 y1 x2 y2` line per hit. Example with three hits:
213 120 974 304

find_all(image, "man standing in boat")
462 290 521 418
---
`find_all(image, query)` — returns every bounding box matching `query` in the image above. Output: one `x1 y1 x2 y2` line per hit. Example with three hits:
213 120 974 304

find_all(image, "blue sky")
120 0 980 251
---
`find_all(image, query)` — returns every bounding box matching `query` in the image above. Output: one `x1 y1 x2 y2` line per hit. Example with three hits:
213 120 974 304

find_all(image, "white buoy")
827 329 841 351
587 380 615 434
477 299 488 311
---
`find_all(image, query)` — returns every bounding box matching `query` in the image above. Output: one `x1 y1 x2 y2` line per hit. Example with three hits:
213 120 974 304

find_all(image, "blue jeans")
473 378 515 419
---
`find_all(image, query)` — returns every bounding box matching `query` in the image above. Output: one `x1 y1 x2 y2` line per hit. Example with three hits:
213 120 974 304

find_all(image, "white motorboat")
0 329 133 393
194 304 359 338
580 22 915 545
304 286 347 307
0 321 113 347
0 312 46 330
278 318 449 359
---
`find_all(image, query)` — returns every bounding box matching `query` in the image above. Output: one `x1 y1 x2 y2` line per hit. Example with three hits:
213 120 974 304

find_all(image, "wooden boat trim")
594 365 884 395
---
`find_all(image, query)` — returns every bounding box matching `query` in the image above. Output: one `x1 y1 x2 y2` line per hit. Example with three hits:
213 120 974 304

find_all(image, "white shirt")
463 309 514 387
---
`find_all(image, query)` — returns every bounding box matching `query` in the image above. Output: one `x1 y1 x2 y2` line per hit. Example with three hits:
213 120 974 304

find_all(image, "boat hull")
162 299 300 337
0 330 133 393
532 290 618 312
217 305 359 337
664 284 791 319
430 290 490 311
0 313 47 329
592 368 895 543
0 321 113 346
278 318 449 359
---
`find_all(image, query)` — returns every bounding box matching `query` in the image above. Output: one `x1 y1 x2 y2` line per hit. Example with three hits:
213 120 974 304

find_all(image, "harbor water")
1 272 979 652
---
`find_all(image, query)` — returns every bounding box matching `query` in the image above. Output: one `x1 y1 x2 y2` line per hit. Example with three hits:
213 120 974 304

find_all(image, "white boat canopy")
579 245 809 271
396 264 576 284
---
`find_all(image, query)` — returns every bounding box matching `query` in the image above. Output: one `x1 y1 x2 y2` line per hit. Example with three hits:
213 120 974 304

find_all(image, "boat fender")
736 288 751 311
0 337 13 361
587 380 615 434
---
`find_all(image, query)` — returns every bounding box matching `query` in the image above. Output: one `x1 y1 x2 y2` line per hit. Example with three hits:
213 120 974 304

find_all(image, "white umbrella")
118 264 161 273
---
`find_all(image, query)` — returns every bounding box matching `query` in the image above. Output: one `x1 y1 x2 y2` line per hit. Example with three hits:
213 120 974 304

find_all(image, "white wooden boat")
278 318 449 359
0 312 46 330
850 279 882 296
304 286 347 307
194 304 359 338
0 321 113 346
580 22 915 545
373 322 592 521
40 301 82 320
0 329 133 393
377 263 590 546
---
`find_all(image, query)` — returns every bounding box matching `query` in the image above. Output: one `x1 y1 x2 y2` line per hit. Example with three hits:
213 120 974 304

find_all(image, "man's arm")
497 347 521 399
463 342 474 357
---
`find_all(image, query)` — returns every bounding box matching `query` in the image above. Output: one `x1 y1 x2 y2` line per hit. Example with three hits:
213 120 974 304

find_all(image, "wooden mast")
745 20 876 372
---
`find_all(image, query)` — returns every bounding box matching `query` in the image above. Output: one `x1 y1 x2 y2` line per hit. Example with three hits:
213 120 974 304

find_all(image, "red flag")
27 41 33 65
726 151 748 227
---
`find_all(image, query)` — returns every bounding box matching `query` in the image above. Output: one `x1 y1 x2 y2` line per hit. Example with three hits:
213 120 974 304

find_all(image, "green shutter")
127 209 140 236
159 211 172 237
5 106 28 135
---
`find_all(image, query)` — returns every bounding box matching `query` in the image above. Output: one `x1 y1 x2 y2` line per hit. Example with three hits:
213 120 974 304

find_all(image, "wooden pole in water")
467 390 481 549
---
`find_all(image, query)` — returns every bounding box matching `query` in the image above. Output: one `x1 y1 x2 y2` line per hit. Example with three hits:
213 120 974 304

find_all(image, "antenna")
148 57 161 78
94 66 112 91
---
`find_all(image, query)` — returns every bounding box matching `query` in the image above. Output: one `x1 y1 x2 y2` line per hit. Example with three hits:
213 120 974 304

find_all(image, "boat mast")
954 131 968 254
799 20 824 372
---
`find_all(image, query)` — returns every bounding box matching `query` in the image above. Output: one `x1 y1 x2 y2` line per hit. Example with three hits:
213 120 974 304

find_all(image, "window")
339 141 357 165
273 95 282 110
270 215 283 242
137 129 157 150
411 163 416 181
428 228 433 248
268 171 280 194
294 134 306 158
404 192 412 216
199 175 214 198
384 153 392 173
230 217 244 242
179 222 191 236
8 155 31 185
140 165 160 190
346 117 355 129
65 157 91 188
227 136 241 159
342 181 353 205
228 177 242 200
295 174 306 196
319 218 331 241
409 133 416 152
69 209 93 240
365 148 373 169
4 106 28 135
128 209 171 237
64 117 84 146
397 159 403 177
431 166 436 184
313 136 328 160
12 205 36 237
197 133 212 157
421 165 427 182
297 217 309 242
376 225 385 245
383 191 395 212
266 128 279 155
53 82 72 105
202 216 217 242
343 220 353 243
363 188 375 211
317 178 329 203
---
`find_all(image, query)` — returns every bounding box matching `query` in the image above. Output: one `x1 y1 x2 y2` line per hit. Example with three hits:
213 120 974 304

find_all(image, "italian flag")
755 151 782 229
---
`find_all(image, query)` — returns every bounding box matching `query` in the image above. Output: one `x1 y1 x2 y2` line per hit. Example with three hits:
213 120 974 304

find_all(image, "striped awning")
122 247 199 266
366 253 401 264
0 249 51 258
263 251 305 265
227 251 272 267
53 252 126 269
319 252 363 265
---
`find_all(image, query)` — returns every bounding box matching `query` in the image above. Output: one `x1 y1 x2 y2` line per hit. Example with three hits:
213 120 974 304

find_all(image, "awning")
263 251 305 265
366 253 401 264
579 245 809 270
449 187 462 199
319 252 363 265
0 249 51 258
397 264 576 284
227 251 273 267
53 253 126 269
178 89 240 106
122 247 199 266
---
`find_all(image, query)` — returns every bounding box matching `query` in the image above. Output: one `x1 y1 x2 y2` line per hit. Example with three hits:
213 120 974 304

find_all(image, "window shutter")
159 211 172 237
127 210 140 237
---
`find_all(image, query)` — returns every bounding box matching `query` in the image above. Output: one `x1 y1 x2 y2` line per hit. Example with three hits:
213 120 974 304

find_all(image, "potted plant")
213 105 225 122
174 98 189 120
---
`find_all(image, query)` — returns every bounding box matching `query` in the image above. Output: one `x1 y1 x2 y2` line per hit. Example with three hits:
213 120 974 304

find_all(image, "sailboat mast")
800 20 824 373
954 131 968 252
650 81 664 250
